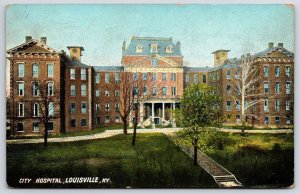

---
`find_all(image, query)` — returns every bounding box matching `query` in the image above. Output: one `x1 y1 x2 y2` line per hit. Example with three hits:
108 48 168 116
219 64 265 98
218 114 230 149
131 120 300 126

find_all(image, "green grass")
206 132 294 188
7 133 217 188
222 125 294 130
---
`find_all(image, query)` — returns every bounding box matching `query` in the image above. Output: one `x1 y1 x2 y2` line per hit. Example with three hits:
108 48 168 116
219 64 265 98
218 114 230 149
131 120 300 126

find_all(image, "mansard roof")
124 36 182 56
93 66 123 72
7 39 59 54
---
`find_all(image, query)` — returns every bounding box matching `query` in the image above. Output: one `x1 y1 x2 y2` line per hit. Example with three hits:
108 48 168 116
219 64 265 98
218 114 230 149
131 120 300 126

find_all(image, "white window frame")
18 63 24 77
18 81 25 96
47 82 54 96
33 103 39 117
105 73 110 83
105 103 110 112
33 122 40 132
264 82 269 94
171 73 176 81
48 102 55 116
96 90 100 97
70 68 76 80
286 81 291 94
70 85 76 96
172 86 176 96
285 65 291 77
185 74 189 83
81 102 87 114
263 65 269 77
275 66 280 77
275 100 280 111
18 103 24 117
275 82 280 94
48 64 54 78
162 87 167 96
81 68 86 80
264 100 269 112
70 102 76 114
33 63 39 78
81 84 87 96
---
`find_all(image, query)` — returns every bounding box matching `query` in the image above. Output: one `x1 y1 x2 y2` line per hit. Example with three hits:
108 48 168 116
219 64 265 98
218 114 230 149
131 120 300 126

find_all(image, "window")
172 87 176 96
33 64 39 77
286 82 291 94
33 103 39 117
275 66 280 77
264 100 269 112
70 68 75 80
17 123 24 132
265 116 269 124
105 116 110 123
96 90 100 97
18 82 24 96
49 102 54 116
105 73 110 83
47 122 54 131
81 69 86 80
115 103 119 112
226 84 231 95
162 73 167 81
226 70 231 79
286 117 292 124
114 73 120 84
18 63 24 77
70 102 76 114
151 58 158 67
236 115 241 123
166 45 173 53
48 82 54 96
263 66 269 77
185 74 189 83
115 115 120 123
105 103 110 112
132 73 138 81
150 44 158 53
96 74 100 83
33 122 39 132
81 119 87 127
48 64 54 77
171 73 176 81
142 73 147 81
285 66 291 77
264 82 269 93
234 70 240 78
286 101 290 111
275 82 280 94
96 117 100 125
152 87 157 96
152 73 157 81
194 74 199 84
32 82 39 96
275 117 280 124
115 90 119 97
143 87 147 96
96 104 100 113
18 103 24 117
133 87 138 95
275 100 280 111
202 75 207 83
235 101 240 111
227 101 232 111
105 90 110 97
70 85 75 96
81 84 87 96
162 87 167 96
70 119 76 127
136 45 143 53
81 102 87 114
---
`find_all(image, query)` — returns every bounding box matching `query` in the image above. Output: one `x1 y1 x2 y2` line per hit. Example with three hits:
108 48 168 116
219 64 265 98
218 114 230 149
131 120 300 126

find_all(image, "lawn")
206 132 294 188
7 133 217 188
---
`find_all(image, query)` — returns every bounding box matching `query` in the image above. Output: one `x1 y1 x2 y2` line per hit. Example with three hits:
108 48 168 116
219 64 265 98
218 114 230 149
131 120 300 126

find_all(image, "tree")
175 84 221 166
26 80 58 147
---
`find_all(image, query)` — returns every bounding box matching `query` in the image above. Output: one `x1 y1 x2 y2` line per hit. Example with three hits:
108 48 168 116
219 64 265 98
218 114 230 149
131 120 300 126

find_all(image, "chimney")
278 43 284 47
268 42 274 49
41 37 47 44
25 36 32 42
247 53 251 57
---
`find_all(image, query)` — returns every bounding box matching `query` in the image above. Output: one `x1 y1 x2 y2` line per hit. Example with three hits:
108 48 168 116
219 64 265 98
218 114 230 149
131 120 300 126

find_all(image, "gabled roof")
7 39 59 54
253 46 294 58
124 36 182 56
93 66 123 72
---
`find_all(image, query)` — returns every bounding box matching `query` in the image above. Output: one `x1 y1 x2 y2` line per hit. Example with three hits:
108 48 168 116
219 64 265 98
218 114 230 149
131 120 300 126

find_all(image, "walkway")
6 128 181 144
166 134 242 188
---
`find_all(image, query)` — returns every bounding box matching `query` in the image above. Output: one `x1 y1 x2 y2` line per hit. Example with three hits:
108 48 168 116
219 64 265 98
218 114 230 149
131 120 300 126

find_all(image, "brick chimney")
41 37 47 44
25 36 32 42
278 43 284 47
268 42 274 49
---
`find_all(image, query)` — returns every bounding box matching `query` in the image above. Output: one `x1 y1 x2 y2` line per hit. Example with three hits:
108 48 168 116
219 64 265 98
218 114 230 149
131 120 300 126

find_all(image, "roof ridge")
131 36 172 41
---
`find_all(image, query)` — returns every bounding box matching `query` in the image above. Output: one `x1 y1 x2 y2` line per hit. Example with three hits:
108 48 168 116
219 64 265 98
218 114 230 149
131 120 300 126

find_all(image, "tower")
211 49 230 67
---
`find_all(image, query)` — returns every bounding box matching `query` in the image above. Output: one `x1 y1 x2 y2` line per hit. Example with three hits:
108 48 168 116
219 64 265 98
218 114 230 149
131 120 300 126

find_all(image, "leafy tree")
175 84 221 166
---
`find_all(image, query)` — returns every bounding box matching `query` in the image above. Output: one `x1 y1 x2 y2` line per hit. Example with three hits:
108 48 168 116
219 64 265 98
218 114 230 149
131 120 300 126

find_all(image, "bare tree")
25 80 59 146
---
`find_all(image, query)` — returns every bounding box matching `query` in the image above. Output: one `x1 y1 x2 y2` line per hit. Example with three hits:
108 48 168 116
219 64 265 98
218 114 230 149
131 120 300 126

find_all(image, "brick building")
7 36 294 136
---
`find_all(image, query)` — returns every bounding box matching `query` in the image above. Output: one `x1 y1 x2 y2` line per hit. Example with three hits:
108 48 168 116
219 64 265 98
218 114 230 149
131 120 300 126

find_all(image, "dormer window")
135 45 143 53
150 44 158 53
166 45 173 53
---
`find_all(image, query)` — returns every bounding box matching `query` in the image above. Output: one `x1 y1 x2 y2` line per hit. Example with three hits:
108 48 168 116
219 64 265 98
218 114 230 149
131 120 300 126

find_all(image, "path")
166 134 242 188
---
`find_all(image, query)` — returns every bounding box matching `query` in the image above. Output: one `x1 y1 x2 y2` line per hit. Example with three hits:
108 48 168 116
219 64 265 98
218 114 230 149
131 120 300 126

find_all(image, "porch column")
140 102 144 122
162 102 165 121
151 102 155 122
173 102 175 110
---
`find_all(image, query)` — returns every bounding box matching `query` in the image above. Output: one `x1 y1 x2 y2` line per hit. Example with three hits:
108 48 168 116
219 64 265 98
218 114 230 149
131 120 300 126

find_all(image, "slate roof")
253 46 294 58
124 36 182 56
93 66 123 72
184 66 212 72
69 60 89 68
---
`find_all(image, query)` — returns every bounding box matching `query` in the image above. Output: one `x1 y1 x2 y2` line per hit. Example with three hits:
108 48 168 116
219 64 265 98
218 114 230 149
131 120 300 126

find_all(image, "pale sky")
6 4 294 67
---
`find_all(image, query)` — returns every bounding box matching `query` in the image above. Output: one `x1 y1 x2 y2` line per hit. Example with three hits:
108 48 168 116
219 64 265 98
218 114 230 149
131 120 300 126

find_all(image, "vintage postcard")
6 4 294 188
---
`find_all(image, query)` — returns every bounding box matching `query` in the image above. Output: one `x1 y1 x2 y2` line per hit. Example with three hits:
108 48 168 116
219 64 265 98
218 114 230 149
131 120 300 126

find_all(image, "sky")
6 4 294 67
